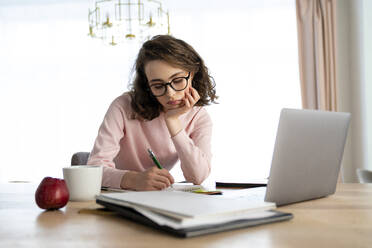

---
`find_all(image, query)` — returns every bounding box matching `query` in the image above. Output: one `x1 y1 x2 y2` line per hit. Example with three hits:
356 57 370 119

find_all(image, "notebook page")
98 191 275 219
164 183 205 192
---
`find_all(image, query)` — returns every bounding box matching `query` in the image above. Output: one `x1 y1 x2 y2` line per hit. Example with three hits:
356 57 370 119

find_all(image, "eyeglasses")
149 72 190 97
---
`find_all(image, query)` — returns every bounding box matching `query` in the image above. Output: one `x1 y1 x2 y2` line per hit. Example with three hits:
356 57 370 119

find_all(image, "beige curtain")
296 0 337 111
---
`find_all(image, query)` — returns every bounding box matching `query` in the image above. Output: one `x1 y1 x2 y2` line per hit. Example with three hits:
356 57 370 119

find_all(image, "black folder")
96 199 293 238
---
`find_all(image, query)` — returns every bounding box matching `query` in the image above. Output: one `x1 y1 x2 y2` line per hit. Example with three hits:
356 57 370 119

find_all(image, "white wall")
0 0 300 184
337 0 372 182
365 0 372 176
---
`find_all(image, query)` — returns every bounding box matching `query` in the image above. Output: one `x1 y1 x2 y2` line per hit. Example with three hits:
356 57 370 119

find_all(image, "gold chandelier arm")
88 0 170 45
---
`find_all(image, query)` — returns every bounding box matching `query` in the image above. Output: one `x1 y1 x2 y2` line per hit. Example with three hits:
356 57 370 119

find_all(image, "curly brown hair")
129 35 218 120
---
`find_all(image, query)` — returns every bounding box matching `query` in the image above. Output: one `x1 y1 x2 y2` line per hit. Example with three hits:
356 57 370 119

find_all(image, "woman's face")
145 60 193 111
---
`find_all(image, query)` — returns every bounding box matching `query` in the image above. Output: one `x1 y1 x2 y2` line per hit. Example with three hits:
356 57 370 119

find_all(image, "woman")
87 35 217 190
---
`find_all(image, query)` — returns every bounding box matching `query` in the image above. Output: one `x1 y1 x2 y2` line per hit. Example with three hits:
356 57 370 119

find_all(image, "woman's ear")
190 72 195 87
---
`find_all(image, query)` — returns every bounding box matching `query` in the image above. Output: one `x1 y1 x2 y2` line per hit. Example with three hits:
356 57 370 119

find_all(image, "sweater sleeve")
87 98 127 189
171 108 213 185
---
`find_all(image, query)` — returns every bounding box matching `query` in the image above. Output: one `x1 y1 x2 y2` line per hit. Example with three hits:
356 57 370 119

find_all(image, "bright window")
0 0 300 183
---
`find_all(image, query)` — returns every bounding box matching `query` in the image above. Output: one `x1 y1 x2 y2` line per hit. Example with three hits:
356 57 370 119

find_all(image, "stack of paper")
96 191 276 229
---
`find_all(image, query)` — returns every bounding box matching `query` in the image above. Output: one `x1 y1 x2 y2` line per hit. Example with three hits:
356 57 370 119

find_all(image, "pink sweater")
87 93 213 188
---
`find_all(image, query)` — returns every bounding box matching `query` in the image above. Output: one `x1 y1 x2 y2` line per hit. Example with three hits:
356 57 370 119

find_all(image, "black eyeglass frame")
148 72 191 97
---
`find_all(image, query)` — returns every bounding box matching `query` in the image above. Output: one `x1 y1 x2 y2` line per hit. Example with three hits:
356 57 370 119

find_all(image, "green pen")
148 148 173 188
147 148 163 169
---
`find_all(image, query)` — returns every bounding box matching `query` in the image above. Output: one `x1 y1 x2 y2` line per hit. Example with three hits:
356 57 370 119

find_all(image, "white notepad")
97 191 275 220
102 183 206 193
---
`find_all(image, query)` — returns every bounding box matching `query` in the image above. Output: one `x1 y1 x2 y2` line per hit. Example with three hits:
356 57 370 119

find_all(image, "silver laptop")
256 108 351 206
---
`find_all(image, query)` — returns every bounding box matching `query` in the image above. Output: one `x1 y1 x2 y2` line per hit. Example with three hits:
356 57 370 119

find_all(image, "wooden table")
1 183 372 247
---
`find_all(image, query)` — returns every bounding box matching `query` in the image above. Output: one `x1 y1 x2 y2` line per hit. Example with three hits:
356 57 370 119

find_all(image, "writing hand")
121 167 175 191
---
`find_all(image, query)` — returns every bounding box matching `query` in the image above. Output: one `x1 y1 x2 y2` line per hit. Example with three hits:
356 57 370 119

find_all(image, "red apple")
35 177 69 210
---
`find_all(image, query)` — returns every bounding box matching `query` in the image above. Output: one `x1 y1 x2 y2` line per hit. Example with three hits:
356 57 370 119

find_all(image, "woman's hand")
164 87 200 136
165 87 200 120
121 167 175 191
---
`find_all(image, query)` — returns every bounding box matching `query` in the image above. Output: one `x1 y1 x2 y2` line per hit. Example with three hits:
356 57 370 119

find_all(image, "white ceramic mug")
63 165 103 201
